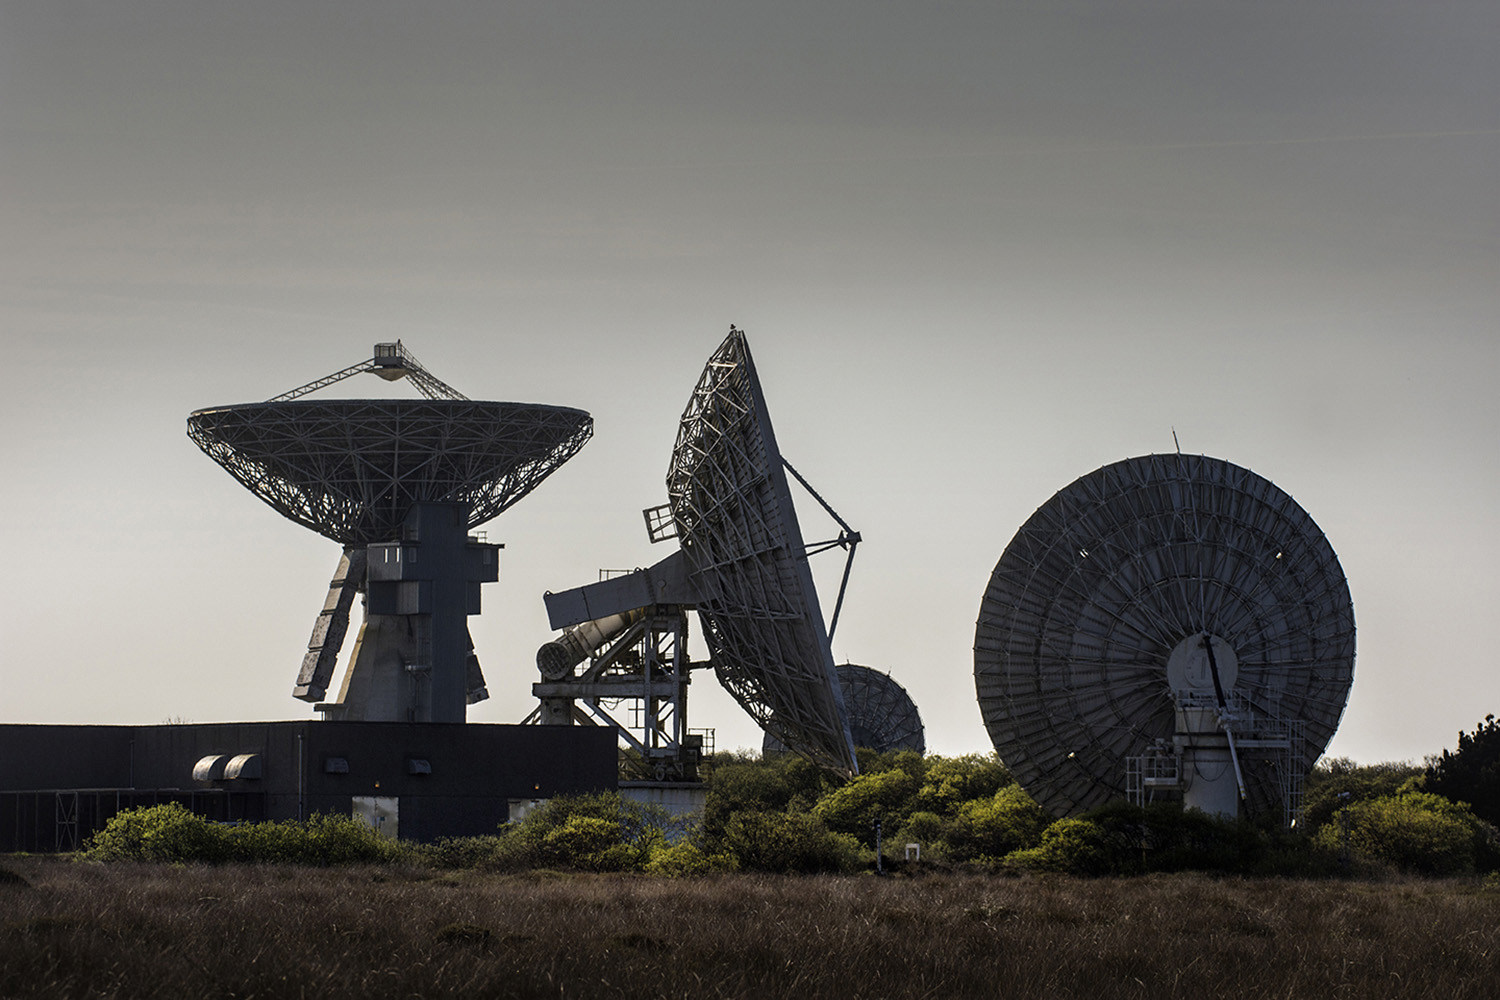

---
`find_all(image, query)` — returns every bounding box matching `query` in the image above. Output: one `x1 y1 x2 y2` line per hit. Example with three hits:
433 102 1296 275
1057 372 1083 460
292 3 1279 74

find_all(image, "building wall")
0 722 617 850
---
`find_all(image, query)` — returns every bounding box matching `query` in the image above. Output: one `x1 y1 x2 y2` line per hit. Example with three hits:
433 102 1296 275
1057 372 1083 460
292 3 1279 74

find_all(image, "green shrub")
644 840 738 877
914 754 1012 814
539 815 631 870
229 812 397 866
80 803 232 863
892 810 949 858
716 810 861 874
1302 758 1423 834
81 805 400 865
813 767 920 846
494 792 670 872
946 785 1048 863
702 753 838 840
412 835 509 870
1003 818 1113 875
854 749 927 783
1313 791 1498 875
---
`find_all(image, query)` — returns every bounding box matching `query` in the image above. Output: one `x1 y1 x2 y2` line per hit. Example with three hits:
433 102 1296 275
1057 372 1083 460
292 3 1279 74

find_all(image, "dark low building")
0 721 617 852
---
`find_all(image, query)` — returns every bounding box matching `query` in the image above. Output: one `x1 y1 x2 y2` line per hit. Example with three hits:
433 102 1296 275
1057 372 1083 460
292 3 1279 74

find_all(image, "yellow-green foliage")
79 804 397 865
701 752 838 839
644 840 738 876
79 803 231 863
228 813 398 865
946 784 1049 862
1301 757 1424 832
1313 791 1498 875
891 810 948 858
813 767 919 844
496 792 670 872
718 810 862 874
1003 818 1113 875
914 753 1012 814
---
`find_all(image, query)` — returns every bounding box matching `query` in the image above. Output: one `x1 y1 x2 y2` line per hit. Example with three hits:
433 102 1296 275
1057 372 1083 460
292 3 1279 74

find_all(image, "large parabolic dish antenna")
667 329 857 773
974 453 1355 820
187 342 593 723
188 402 592 546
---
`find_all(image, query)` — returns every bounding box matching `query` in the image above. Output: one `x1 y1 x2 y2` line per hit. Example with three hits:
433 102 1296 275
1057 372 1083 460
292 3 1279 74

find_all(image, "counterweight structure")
188 342 592 723
974 454 1355 823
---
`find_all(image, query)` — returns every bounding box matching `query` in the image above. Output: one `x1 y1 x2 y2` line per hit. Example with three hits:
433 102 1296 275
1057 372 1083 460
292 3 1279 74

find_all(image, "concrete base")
321 615 423 721
1180 744 1241 819
620 781 707 822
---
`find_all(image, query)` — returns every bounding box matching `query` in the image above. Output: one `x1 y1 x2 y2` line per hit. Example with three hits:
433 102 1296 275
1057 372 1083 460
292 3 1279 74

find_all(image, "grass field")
2 858 1497 999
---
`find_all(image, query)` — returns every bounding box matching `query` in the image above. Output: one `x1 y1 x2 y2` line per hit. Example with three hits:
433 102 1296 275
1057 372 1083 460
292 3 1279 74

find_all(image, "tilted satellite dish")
764 663 925 756
188 342 592 723
974 453 1355 823
535 327 861 776
668 329 859 772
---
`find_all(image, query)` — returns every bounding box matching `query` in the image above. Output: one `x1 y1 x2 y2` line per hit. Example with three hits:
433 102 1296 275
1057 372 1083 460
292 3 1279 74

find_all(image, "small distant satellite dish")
974 454 1355 821
764 663 925 756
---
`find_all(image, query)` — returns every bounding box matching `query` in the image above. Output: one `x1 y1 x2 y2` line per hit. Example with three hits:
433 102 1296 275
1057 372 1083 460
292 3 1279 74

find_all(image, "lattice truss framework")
666 330 856 773
974 453 1356 819
188 400 593 545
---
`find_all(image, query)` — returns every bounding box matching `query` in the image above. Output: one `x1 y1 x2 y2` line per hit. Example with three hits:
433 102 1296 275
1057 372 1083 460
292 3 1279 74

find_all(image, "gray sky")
3 1 1496 766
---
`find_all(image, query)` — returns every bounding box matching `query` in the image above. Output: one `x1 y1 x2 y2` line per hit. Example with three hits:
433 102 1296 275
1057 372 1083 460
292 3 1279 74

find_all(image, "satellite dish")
974 453 1355 821
188 342 592 722
188 396 591 546
534 327 860 776
764 663 925 756
667 328 858 773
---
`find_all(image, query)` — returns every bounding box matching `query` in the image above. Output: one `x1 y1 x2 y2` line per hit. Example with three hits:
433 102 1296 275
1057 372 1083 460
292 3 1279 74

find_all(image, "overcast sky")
2 1 1496 767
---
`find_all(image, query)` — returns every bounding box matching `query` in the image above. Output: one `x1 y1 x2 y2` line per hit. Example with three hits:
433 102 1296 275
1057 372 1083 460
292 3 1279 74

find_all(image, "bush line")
74 749 1500 877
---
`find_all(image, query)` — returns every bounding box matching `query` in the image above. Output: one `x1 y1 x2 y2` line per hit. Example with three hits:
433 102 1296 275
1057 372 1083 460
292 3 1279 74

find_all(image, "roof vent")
192 755 228 782
224 753 262 780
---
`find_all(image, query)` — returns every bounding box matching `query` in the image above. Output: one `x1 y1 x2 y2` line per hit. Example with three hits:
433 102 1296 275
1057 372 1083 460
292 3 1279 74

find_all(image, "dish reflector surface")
765 663 925 755
667 330 856 772
974 453 1355 817
188 399 593 544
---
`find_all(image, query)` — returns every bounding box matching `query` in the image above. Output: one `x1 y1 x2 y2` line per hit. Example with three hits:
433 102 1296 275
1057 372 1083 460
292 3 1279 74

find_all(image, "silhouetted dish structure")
188 399 593 545
667 329 857 772
974 453 1355 817
765 663 924 756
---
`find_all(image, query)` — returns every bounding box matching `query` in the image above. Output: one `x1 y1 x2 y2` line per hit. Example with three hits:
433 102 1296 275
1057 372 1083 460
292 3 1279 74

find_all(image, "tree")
1426 715 1500 827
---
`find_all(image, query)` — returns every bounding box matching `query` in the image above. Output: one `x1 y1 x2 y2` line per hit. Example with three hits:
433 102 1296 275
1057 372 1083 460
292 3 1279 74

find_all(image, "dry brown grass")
2 859 1497 999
